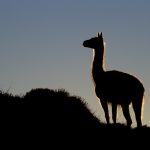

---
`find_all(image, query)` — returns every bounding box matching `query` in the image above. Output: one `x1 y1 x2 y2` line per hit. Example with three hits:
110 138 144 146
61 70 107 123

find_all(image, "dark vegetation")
0 88 149 147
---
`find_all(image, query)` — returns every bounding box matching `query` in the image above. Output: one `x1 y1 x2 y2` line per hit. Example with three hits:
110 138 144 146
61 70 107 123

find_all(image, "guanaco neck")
92 47 105 84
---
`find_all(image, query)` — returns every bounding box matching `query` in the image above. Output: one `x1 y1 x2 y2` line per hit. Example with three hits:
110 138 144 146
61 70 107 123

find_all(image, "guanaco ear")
100 32 103 37
98 32 102 38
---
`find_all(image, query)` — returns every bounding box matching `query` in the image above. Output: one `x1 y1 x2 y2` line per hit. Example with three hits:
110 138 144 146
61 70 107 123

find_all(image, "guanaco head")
83 32 104 49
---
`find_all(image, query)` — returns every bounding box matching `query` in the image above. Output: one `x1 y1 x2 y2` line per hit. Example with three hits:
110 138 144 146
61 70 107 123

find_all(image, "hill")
0 88 149 147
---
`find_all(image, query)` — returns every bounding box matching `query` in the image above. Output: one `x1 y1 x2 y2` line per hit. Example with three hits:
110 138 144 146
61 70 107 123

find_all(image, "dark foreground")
0 88 149 148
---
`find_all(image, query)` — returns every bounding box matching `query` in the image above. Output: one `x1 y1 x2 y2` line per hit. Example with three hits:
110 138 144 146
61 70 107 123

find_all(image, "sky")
0 0 150 127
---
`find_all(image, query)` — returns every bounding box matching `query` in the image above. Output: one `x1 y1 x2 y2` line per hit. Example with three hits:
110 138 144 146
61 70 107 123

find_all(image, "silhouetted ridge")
0 88 150 146
0 88 101 131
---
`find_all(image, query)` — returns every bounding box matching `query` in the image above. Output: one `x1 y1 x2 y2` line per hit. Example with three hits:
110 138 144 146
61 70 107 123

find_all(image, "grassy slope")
0 88 149 147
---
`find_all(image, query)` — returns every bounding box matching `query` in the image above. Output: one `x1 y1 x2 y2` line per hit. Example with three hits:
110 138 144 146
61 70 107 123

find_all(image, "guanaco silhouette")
83 32 145 127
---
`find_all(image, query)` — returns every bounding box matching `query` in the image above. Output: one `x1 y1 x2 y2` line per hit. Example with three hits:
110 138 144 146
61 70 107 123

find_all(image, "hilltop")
0 88 149 147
